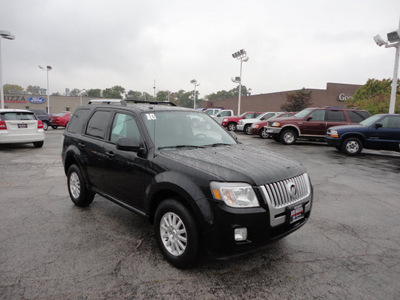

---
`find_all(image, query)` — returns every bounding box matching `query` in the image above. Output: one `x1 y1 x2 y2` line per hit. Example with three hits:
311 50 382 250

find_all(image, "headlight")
210 182 259 208
329 130 339 138
272 121 280 127
238 120 243 125
253 124 259 128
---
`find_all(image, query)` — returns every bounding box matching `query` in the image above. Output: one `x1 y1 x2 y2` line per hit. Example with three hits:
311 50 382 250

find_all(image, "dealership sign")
338 93 353 102
28 97 46 104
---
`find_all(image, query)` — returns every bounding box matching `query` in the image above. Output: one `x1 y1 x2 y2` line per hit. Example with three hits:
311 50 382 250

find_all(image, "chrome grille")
264 173 310 208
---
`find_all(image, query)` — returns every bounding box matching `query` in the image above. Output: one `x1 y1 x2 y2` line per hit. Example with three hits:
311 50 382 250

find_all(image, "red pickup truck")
221 111 264 131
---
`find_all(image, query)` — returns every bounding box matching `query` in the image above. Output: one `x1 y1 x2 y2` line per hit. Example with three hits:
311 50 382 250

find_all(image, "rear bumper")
0 132 45 144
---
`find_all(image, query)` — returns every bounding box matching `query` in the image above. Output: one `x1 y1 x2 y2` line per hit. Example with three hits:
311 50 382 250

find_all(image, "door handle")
78 142 85 149
106 151 115 158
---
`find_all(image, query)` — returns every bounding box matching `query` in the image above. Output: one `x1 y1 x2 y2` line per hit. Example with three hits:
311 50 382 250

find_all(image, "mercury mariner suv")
61 100 313 268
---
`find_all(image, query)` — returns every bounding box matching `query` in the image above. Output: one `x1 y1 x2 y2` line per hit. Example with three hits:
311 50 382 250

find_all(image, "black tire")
51 125 58 129
33 141 44 148
259 128 270 139
67 164 94 207
42 121 48 131
272 136 280 142
342 137 363 155
155 199 199 269
280 129 297 145
244 124 252 135
227 122 237 131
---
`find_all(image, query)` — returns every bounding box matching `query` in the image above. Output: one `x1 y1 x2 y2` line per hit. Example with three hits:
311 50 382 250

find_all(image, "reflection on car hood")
158 144 306 186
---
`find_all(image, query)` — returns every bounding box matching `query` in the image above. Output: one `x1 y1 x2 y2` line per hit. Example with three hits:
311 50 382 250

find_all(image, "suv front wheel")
67 164 95 207
155 199 199 269
280 129 297 145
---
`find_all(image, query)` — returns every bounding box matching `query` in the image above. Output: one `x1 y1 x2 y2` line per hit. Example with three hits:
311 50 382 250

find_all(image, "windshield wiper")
158 145 206 150
204 143 232 147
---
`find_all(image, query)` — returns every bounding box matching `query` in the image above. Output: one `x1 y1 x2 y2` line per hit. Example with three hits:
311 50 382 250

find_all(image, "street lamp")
0 30 15 109
232 49 249 115
374 22 400 114
78 89 86 106
190 79 200 109
39 65 52 114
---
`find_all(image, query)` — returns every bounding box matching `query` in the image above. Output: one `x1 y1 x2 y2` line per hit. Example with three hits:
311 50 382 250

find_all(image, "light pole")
0 30 15 109
39 65 52 114
78 89 86 106
190 79 200 109
232 49 249 115
374 21 400 114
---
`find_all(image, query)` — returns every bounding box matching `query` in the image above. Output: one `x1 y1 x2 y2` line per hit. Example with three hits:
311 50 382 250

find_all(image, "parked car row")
216 107 400 155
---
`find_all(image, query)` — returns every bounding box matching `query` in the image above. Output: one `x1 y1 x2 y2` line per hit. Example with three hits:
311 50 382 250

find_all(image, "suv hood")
157 144 306 186
330 124 363 131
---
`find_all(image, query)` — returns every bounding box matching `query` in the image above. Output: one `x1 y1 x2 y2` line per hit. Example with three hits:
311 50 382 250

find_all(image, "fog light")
234 227 247 241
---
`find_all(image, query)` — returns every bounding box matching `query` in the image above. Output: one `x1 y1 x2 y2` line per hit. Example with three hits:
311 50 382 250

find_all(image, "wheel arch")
280 125 300 137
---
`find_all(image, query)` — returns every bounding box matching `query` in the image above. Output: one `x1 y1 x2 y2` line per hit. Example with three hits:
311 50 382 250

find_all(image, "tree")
3 84 24 94
206 85 251 101
280 88 313 112
69 88 81 97
102 86 125 99
26 85 41 94
87 89 101 98
345 78 400 114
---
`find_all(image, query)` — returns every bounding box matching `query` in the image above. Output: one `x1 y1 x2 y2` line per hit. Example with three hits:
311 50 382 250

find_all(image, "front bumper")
265 126 282 135
249 127 260 135
236 124 245 131
325 136 342 147
203 174 313 257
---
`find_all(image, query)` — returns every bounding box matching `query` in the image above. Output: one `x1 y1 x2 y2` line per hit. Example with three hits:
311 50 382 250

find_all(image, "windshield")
359 115 382 127
294 109 313 118
142 111 237 150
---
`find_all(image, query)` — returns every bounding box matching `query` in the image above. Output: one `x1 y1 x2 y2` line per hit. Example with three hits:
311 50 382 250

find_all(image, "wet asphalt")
0 129 399 299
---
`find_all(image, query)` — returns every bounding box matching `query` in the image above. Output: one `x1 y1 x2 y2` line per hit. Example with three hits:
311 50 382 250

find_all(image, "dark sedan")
326 113 400 155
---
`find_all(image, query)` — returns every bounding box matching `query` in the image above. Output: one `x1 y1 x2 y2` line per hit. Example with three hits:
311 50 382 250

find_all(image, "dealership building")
2 82 361 114
203 82 361 114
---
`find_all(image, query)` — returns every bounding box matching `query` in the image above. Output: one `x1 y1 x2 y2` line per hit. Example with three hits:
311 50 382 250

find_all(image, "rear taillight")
38 120 43 129
0 120 7 130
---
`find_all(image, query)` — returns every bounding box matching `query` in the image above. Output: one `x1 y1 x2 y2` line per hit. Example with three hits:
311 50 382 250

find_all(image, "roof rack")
125 99 177 106
88 99 127 106
87 99 177 106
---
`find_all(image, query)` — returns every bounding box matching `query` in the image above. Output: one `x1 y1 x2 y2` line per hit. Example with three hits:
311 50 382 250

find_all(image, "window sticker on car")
145 113 157 120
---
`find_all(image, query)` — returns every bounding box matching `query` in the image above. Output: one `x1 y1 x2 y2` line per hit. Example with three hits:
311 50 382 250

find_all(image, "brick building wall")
204 82 361 114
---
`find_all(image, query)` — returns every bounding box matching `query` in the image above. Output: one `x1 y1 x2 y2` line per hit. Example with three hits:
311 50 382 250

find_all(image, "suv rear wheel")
67 164 95 207
42 121 48 131
342 137 363 155
155 199 199 269
244 124 252 135
280 129 297 145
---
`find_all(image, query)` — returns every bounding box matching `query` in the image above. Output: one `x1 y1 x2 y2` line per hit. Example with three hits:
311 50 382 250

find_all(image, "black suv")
30 109 51 131
62 100 313 268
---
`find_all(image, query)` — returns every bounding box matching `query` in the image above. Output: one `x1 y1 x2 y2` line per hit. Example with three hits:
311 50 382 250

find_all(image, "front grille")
263 173 310 208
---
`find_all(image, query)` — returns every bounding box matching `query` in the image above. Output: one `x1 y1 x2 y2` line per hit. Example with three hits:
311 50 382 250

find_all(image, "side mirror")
306 116 313 121
374 123 383 129
116 137 142 152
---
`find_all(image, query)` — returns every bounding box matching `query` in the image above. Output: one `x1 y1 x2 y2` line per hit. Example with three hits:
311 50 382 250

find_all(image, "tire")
33 141 44 148
335 145 342 151
280 129 297 145
42 121 48 131
259 128 270 139
51 125 58 129
227 122 236 131
244 125 252 135
67 164 95 207
155 199 199 269
342 137 363 155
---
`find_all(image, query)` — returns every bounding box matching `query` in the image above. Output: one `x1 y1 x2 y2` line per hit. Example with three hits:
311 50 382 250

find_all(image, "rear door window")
327 110 346 122
86 110 112 139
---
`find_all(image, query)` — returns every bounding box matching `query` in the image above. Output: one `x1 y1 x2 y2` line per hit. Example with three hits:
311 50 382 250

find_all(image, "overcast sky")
1 0 400 97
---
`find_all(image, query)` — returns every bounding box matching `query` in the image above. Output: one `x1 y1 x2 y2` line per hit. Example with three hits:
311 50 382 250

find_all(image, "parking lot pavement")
1 129 399 299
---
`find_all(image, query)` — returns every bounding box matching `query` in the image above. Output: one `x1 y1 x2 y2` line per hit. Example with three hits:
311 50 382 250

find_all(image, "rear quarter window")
67 109 91 134
348 111 370 123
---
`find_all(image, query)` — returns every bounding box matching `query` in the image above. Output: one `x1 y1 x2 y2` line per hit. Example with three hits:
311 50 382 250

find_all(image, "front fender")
145 171 214 227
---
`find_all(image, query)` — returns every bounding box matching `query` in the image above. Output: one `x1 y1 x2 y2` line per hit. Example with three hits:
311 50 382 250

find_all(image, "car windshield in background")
54 112 68 117
142 111 236 150
359 115 382 127
2 112 36 120
293 109 312 118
